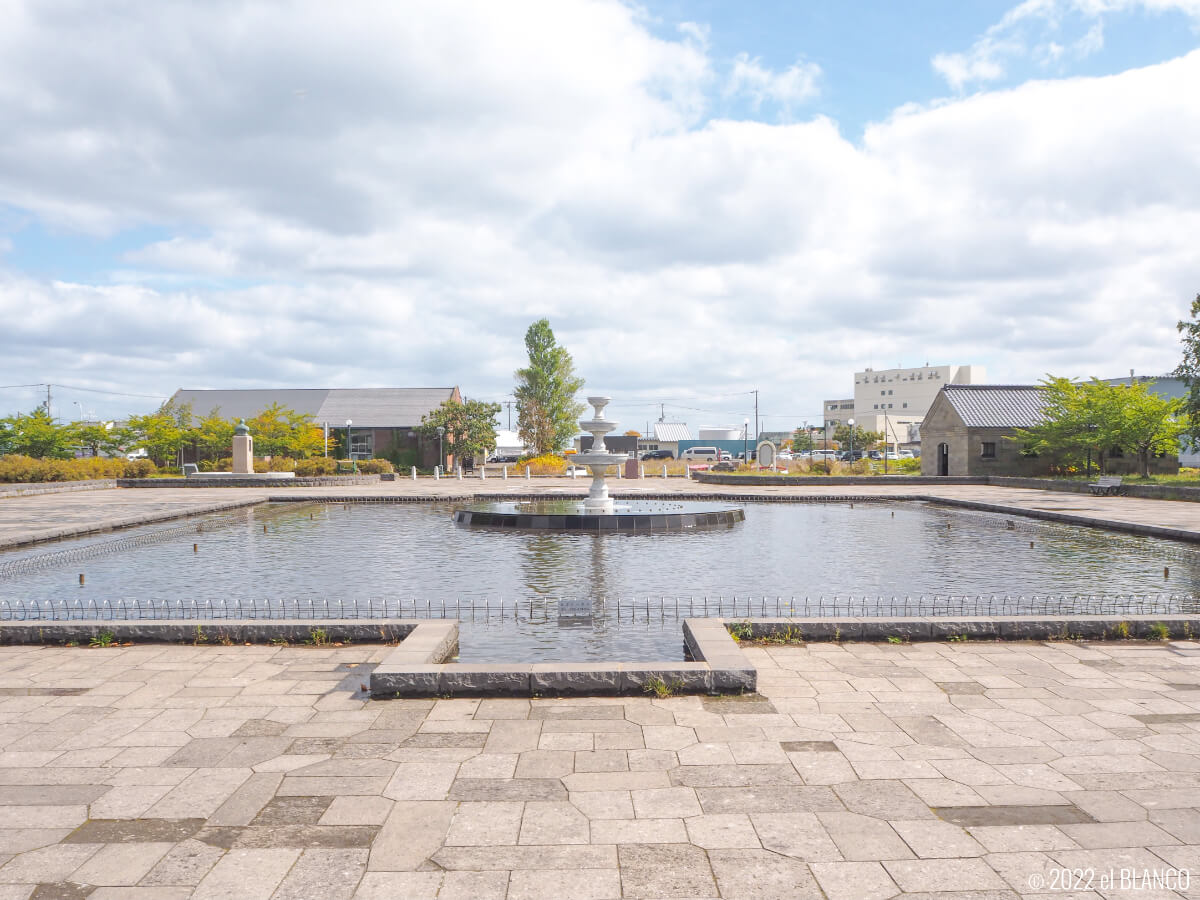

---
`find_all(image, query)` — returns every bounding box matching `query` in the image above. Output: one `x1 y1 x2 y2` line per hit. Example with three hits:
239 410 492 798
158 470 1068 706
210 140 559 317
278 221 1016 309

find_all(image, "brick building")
920 384 1179 476
169 387 461 467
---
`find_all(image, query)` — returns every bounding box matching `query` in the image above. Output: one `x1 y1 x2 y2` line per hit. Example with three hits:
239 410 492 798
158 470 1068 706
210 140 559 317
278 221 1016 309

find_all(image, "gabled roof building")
920 384 1178 477
169 387 461 465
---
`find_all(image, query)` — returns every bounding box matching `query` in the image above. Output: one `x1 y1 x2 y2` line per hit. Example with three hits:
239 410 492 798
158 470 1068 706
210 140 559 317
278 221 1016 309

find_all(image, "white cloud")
0 1 1198 431
933 0 1198 90
725 53 821 114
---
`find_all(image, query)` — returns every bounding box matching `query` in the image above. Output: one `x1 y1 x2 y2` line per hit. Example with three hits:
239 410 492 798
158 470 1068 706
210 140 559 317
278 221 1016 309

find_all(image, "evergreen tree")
514 319 585 454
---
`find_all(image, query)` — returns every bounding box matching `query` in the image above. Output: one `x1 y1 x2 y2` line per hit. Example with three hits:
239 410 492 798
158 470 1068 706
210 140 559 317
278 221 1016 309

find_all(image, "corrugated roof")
939 385 1046 428
653 423 692 442
170 388 457 427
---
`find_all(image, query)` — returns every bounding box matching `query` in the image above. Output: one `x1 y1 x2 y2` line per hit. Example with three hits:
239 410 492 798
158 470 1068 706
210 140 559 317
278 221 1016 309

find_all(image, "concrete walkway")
4 479 1200 549
0 639 1197 898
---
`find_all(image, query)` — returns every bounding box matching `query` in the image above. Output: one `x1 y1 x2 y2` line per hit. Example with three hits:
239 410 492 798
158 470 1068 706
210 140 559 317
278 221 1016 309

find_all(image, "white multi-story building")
826 365 985 450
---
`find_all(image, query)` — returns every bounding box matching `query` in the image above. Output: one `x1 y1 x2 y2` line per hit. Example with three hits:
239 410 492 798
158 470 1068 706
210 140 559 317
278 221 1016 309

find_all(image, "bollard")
640 465 644 480
411 466 417 481
79 573 84 585
457 467 462 481
891 511 894 517
503 466 508 480
309 513 313 519
525 466 530 480
1030 541 1034 548
662 464 667 479
480 466 486 480
571 467 577 480
435 466 440 481
1165 567 1170 579
263 524 268 533
193 543 198 553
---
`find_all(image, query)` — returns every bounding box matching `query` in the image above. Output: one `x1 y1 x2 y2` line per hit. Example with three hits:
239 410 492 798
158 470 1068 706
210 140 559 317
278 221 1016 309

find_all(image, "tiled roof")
653 423 692 442
939 385 1046 428
170 388 457 427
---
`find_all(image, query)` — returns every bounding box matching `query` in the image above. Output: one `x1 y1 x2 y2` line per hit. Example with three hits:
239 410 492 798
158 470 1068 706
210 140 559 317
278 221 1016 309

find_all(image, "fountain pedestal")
574 397 626 514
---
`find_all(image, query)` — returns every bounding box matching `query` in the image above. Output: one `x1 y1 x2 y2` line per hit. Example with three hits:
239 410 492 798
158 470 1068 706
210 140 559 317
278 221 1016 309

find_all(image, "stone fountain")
574 397 626 514
452 394 744 532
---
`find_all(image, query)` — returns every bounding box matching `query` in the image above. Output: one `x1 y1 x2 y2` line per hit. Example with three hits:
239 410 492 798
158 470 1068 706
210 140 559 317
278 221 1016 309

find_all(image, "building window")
350 431 374 459
902 402 908 408
981 442 996 458
880 390 886 396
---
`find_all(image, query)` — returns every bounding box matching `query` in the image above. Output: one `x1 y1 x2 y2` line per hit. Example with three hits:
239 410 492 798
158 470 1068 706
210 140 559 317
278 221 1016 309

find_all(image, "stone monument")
232 419 253 474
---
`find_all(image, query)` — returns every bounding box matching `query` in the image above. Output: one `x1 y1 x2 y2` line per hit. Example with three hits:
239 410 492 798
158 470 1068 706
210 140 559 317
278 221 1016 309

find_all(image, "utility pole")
44 384 51 417
753 390 758 445
503 400 514 430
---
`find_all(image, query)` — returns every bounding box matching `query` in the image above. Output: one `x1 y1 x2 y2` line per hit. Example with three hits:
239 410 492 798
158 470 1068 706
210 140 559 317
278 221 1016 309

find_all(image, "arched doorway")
937 442 949 476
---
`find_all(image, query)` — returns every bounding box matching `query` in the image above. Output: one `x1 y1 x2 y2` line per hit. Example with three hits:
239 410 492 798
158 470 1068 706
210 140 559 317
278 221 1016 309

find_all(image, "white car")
776 450 794 461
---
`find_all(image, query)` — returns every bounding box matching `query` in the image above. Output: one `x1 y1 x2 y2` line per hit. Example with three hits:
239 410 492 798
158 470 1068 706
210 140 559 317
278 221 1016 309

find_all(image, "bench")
1088 475 1123 496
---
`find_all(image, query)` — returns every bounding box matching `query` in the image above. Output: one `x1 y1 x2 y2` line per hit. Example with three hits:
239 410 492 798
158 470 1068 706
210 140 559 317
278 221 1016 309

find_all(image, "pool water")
2 500 1197 661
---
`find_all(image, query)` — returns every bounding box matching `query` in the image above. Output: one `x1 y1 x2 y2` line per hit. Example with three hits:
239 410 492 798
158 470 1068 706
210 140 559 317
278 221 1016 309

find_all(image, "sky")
1 0 1199 437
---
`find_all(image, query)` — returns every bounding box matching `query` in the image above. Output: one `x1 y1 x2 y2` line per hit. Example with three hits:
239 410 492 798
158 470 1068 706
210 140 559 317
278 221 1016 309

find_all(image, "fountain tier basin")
453 499 745 532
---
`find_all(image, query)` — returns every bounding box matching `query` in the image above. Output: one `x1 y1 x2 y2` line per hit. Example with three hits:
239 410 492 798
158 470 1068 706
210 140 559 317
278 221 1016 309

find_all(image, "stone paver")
0 639 1197 896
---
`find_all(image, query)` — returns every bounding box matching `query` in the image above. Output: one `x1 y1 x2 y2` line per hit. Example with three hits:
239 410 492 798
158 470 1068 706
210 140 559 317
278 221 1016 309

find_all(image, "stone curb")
0 618 417 645
116 476 382 487
0 480 117 497
0 497 269 551
741 615 1200 642
369 618 756 698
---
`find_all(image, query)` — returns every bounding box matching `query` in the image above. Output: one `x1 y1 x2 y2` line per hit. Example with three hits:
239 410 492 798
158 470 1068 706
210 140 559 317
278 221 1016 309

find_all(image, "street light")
742 418 749 464
847 418 855 466
436 426 445 473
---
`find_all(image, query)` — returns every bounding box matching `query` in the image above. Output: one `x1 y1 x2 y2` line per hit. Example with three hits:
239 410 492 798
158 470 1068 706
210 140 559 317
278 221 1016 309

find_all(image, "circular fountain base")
453 499 745 532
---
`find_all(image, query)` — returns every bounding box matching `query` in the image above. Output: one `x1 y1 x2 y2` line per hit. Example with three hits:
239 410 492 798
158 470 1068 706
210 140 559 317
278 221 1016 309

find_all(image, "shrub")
357 458 394 475
267 456 296 472
519 453 567 475
0 454 161 482
294 457 337 476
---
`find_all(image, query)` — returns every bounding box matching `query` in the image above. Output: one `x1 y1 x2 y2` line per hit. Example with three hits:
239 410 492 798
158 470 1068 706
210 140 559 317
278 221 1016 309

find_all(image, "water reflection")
4 500 1200 661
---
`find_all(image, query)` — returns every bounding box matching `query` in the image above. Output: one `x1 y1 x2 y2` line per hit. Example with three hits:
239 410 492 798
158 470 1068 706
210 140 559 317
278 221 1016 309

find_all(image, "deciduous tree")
419 398 501 465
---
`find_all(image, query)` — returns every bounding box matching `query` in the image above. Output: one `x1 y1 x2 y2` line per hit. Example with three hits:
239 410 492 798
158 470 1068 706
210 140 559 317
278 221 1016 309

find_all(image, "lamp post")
847 418 855 466
345 419 353 461
883 411 889 475
437 426 445 473
742 418 749 464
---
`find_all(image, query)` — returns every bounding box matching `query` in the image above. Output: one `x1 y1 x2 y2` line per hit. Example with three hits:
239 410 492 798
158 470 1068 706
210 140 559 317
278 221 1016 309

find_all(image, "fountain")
453 396 744 532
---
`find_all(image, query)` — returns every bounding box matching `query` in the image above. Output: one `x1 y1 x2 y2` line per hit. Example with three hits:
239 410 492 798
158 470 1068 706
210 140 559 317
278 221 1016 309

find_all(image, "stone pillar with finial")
232 419 254 474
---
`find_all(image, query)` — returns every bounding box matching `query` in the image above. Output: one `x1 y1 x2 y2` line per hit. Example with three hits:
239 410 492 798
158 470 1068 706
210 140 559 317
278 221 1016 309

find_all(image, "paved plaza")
0 640 1198 898
1 483 1200 896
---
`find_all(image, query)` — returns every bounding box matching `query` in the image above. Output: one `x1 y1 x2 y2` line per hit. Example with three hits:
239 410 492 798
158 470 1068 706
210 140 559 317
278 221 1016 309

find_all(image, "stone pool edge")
370 618 756 698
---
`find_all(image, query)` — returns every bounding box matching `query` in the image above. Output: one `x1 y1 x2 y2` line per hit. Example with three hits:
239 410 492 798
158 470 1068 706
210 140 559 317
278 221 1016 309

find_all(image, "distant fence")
3 594 1198 622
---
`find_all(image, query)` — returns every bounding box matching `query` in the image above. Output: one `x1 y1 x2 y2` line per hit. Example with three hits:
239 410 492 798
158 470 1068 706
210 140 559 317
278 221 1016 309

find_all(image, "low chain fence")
3 594 1198 623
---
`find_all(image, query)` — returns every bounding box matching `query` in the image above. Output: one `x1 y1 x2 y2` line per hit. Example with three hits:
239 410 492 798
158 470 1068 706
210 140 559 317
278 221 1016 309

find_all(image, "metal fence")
3 593 1198 623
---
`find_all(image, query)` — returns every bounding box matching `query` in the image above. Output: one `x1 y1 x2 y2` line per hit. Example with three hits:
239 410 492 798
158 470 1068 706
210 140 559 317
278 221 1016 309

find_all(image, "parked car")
641 449 674 460
776 450 794 461
488 453 520 463
712 460 738 471
680 446 721 460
